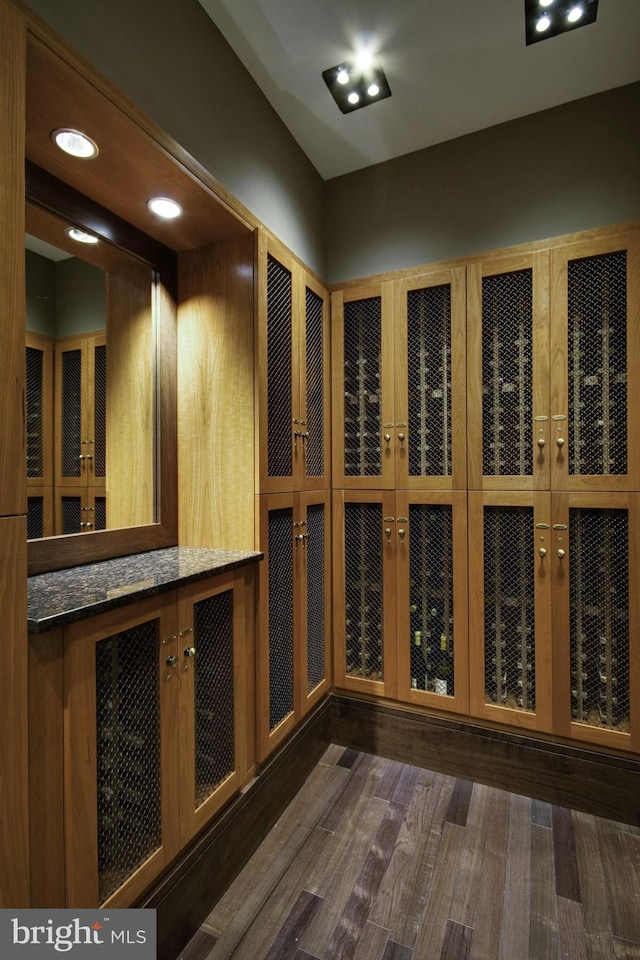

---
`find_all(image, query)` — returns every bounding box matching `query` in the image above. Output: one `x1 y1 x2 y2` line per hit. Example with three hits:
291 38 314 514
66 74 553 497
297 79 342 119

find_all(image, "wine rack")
344 501 384 681
567 251 627 477
481 269 534 478
483 505 536 711
406 284 453 478
408 503 455 696
96 619 161 905
343 296 382 478
569 508 629 730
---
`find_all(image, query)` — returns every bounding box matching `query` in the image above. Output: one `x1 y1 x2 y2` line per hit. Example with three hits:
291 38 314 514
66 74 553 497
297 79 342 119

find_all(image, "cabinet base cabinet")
29 571 251 909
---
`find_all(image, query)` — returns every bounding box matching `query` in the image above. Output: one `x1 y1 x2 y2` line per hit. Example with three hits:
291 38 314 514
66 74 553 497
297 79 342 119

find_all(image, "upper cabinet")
332 267 467 491
256 233 331 494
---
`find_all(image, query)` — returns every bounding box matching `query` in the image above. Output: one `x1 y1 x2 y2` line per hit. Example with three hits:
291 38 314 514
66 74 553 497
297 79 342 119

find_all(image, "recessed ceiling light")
322 54 391 114
66 227 99 244
524 0 598 44
147 197 183 219
51 128 99 159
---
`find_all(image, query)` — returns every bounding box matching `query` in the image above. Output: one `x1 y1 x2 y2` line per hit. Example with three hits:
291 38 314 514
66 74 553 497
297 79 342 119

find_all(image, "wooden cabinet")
332 268 466 490
54 332 106 490
32 570 250 908
257 491 331 760
26 332 54 538
257 233 331 494
333 490 468 714
466 229 640 748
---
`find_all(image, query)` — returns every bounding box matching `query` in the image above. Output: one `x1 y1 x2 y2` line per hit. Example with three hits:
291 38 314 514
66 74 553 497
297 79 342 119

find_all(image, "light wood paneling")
178 236 255 550
106 263 155 528
0 516 29 907
0 0 26 517
29 628 65 906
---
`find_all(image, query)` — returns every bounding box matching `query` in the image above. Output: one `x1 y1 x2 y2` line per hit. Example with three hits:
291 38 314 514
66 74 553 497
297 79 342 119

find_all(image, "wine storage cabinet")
30 570 250 908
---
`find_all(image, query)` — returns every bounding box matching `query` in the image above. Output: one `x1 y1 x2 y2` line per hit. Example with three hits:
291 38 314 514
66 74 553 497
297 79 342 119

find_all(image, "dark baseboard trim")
330 693 640 826
141 696 332 960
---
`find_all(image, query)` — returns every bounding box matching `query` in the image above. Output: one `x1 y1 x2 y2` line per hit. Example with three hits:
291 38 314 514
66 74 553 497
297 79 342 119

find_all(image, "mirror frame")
26 162 178 575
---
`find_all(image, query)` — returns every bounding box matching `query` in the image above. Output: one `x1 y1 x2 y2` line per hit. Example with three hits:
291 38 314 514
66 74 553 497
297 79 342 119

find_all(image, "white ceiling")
198 0 640 180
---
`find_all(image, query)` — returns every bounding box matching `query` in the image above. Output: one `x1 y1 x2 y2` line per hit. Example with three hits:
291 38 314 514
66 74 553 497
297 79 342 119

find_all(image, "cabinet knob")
398 528 406 539
384 433 391 444
166 655 177 666
537 437 546 449
397 432 405 443
184 646 196 658
557 548 566 558
556 437 565 448
538 547 547 557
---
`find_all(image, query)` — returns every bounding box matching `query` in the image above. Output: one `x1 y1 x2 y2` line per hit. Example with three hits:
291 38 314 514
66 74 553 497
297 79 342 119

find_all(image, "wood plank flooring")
178 745 640 960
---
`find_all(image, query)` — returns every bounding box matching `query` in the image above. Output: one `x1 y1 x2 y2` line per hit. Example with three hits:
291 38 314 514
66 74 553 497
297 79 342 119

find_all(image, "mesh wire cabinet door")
550 233 640 492
177 572 248 845
55 333 106 489
332 283 396 489
467 253 550 492
64 594 180 908
395 492 469 714
259 236 330 493
26 333 53 489
552 492 640 752
333 491 397 698
468 492 554 733
298 492 331 714
394 269 467 490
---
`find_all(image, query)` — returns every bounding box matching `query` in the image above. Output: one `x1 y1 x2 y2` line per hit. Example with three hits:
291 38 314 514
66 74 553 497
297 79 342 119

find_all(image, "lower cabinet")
256 491 331 761
29 569 251 908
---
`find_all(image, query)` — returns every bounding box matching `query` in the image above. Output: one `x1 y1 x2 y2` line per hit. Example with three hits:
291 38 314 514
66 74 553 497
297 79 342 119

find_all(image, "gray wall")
23 0 326 277
324 82 640 284
25 251 106 337
25 250 56 336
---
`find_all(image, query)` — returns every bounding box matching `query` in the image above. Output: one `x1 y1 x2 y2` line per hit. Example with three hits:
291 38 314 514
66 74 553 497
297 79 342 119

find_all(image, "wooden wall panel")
0 0 26 516
178 235 255 550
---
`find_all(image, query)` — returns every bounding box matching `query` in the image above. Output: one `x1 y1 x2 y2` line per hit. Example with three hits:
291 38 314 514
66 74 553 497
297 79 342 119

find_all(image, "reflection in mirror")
26 201 156 540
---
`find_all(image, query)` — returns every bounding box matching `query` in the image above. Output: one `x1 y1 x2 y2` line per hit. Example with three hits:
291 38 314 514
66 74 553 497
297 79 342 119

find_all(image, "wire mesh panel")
95 619 161 904
27 496 44 540
306 503 326 693
268 507 294 729
26 345 44 478
267 255 293 478
95 496 107 531
567 252 627 476
483 506 536 710
344 502 384 680
305 286 325 478
409 504 455 695
569 508 629 730
193 589 235 808
407 285 452 477
481 270 534 477
61 495 82 534
94 343 107 478
61 349 82 477
343 297 382 477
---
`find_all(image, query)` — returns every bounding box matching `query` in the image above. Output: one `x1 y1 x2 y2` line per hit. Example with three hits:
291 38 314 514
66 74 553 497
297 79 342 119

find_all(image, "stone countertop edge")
27 546 264 634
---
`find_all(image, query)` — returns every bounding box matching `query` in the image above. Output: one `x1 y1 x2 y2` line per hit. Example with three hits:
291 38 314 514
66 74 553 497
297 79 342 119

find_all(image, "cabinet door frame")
332 489 397 699
332 282 396 489
63 592 180 908
468 491 554 733
549 231 640 492
394 267 467 491
467 252 550 492
551 491 640 752
395 490 469 714
177 571 248 846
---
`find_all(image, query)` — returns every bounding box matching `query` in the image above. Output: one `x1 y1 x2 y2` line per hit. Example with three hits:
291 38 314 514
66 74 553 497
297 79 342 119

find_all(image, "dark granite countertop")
27 546 263 633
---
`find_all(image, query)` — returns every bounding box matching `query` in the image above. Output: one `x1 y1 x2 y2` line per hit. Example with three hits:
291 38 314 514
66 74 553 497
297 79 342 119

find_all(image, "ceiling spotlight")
322 53 391 114
147 197 183 219
524 0 598 44
51 128 99 159
66 227 99 244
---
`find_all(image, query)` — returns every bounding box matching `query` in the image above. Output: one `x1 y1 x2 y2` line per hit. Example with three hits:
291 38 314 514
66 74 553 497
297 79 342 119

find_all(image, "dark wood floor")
178 744 640 960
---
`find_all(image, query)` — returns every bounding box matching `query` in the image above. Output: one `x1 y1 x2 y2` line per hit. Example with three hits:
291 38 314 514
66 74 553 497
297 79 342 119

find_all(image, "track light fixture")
322 53 391 114
525 0 599 45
